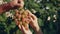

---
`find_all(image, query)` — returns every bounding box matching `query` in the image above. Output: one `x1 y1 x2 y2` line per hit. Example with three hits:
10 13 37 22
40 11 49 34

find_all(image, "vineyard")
0 0 60 34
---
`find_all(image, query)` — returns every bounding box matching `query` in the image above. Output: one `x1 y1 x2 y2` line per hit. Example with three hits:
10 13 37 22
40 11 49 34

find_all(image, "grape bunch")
14 9 30 30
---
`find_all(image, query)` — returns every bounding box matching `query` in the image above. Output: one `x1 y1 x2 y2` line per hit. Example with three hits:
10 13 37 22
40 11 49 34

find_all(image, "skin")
18 23 32 34
15 10 43 34
0 0 43 34
28 11 43 34
0 0 24 14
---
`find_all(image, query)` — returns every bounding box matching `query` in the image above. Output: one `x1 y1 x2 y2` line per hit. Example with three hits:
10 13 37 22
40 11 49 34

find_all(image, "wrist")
35 26 40 32
22 30 32 34
24 31 32 34
35 27 43 34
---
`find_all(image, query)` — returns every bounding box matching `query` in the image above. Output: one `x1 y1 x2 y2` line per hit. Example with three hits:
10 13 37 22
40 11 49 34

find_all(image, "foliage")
0 0 60 34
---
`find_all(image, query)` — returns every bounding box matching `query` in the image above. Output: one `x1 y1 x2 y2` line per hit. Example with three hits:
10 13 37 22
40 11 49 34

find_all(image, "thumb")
18 25 21 29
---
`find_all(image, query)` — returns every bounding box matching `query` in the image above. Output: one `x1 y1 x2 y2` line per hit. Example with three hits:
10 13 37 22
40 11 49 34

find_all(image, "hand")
15 19 32 34
27 10 43 34
26 10 39 31
18 25 32 34
14 9 32 34
10 0 24 8
14 9 43 34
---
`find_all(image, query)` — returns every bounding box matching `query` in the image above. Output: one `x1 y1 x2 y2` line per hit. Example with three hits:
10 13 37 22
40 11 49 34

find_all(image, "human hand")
18 25 32 34
26 10 39 31
27 10 43 34
14 9 43 34
14 9 32 34
15 18 32 34
10 0 24 8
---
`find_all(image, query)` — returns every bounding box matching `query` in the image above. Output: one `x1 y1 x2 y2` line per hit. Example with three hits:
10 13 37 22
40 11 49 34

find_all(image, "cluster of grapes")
14 9 30 30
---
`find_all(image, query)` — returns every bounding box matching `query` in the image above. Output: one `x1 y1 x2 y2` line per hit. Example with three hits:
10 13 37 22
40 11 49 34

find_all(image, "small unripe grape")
14 9 30 30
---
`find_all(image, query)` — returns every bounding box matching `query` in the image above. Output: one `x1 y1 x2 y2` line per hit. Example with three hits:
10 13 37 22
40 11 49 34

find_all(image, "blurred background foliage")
0 0 60 34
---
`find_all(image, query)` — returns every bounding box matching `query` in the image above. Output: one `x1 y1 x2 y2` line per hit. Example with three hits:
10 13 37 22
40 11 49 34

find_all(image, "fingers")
18 25 21 29
21 25 29 31
21 25 25 31
18 22 29 31
26 10 35 20
15 19 19 25
28 17 33 22
31 14 37 20
25 19 30 24
26 10 32 15
26 10 37 20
